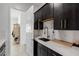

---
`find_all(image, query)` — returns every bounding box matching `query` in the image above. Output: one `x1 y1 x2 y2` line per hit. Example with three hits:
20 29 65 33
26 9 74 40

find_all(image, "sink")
39 38 50 42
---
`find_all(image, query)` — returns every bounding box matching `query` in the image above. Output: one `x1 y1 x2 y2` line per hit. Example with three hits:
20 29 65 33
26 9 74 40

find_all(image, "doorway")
10 8 25 56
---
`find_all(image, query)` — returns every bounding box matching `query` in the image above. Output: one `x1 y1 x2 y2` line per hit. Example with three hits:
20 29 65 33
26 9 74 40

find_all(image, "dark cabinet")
42 3 54 20
34 40 38 56
38 10 43 29
40 44 48 56
63 3 76 30
63 3 79 30
37 9 43 29
42 3 50 20
34 3 79 30
34 6 43 30
38 43 48 56
34 12 38 29
75 4 79 30
47 47 62 56
54 3 79 30
49 3 54 18
54 3 64 30
37 43 41 56
34 3 54 30
38 21 43 29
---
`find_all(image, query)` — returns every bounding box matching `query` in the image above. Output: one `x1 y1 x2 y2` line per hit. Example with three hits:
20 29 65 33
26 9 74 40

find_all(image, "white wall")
54 30 74 43
20 6 34 56
0 4 10 56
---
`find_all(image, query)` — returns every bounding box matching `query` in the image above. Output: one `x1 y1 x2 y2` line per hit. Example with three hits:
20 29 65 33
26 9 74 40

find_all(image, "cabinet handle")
53 54 56 56
64 19 66 29
61 20 62 29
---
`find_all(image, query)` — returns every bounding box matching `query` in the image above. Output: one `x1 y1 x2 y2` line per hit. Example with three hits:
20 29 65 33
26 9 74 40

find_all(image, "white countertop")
35 36 79 56
0 40 5 48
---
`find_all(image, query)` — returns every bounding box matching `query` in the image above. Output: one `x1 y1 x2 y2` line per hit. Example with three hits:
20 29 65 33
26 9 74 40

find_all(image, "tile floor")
10 37 27 56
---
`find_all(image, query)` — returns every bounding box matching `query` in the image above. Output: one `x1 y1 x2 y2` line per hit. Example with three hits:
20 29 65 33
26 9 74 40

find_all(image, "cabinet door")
42 4 48 20
45 3 51 19
40 48 47 56
40 44 48 56
75 4 79 30
47 48 62 56
37 43 41 56
37 43 48 56
63 3 76 30
34 12 38 29
42 3 52 20
38 10 43 29
37 10 41 20
50 3 54 18
34 40 38 56
54 3 64 30
38 21 43 29
47 48 55 56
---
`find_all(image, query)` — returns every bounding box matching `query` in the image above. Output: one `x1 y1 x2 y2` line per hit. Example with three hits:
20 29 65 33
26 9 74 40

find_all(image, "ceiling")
10 3 45 24
10 3 45 12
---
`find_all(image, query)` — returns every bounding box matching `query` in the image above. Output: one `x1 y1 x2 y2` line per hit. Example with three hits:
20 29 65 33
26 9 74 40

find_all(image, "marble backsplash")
42 20 54 40
34 20 54 40
54 30 79 44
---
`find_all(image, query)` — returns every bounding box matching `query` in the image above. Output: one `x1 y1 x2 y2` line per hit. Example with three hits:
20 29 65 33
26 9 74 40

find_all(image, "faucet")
44 26 49 39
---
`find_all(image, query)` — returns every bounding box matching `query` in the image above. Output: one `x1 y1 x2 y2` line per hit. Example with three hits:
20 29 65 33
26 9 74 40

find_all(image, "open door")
20 6 34 56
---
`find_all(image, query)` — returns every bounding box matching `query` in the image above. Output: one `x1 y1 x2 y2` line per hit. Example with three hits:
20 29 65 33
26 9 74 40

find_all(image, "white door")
20 6 34 56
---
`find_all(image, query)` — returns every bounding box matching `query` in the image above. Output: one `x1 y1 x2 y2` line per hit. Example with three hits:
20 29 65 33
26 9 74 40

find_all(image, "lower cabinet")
34 40 62 56
47 48 62 56
34 40 38 56
38 43 47 56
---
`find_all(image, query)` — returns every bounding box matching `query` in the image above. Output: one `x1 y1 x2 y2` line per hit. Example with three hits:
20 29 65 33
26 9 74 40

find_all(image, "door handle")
64 19 66 29
61 20 62 29
53 54 56 56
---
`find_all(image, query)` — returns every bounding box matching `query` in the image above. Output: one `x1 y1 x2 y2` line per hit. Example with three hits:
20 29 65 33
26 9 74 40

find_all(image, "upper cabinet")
34 6 43 30
63 3 76 30
34 3 54 30
41 3 54 20
54 3 64 30
34 3 79 30
34 12 38 29
75 4 79 30
54 3 79 30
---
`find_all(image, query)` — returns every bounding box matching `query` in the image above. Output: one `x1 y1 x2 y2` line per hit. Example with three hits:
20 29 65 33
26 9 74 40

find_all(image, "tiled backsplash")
34 30 39 38
54 30 79 43
34 20 54 40
54 30 74 43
